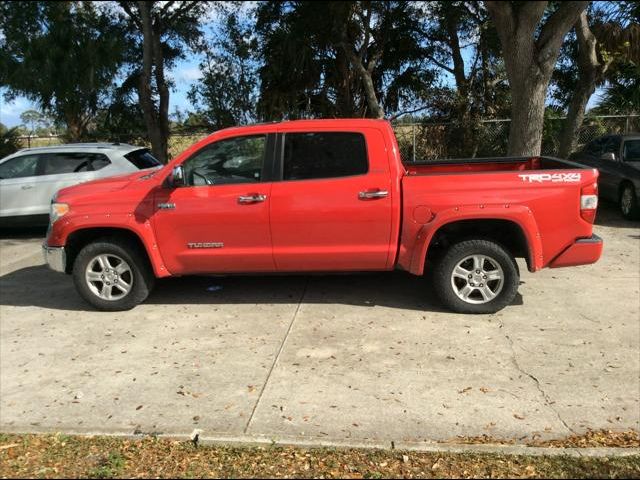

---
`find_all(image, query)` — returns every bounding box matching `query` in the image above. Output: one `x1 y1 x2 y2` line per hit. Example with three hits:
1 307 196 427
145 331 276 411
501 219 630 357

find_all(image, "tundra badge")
187 242 224 249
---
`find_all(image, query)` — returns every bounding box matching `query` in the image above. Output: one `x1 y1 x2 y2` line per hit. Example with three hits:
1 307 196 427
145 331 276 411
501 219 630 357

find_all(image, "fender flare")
58 215 171 278
408 204 543 275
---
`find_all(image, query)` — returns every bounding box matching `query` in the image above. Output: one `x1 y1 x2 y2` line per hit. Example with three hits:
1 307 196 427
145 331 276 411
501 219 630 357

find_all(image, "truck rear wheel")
434 239 519 314
72 238 155 311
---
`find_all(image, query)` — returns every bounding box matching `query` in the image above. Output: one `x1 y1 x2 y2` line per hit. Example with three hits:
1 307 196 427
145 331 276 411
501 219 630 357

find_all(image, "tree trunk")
559 77 596 158
358 66 385 119
137 1 168 163
152 23 169 162
485 1 589 156
65 118 84 142
64 108 86 142
508 77 548 156
558 11 605 159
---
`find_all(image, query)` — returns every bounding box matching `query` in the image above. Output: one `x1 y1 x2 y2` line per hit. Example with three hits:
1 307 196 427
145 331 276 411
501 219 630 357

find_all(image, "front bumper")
549 234 603 268
42 245 66 273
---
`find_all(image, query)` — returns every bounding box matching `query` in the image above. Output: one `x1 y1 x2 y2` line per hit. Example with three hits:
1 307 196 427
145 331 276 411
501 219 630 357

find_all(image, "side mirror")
169 165 185 187
600 152 616 161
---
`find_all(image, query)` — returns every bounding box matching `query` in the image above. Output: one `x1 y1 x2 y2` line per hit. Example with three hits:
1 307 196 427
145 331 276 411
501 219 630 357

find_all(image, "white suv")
0 143 161 226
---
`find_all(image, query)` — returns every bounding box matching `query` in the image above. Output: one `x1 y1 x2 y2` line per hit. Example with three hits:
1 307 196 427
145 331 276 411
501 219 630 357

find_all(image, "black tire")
72 237 155 311
433 239 519 314
619 183 640 220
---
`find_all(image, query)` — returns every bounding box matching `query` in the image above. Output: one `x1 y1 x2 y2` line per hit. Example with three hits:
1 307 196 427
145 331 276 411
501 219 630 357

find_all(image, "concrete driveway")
1 204 638 447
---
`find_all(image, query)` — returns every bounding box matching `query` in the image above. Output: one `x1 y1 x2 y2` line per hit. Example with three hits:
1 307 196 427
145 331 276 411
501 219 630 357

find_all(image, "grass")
0 432 638 479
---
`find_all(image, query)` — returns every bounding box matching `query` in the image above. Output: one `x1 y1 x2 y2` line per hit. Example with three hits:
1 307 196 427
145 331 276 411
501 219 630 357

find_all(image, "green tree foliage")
118 1 206 162
594 63 640 115
188 5 258 129
254 1 436 120
0 123 22 159
0 1 128 140
422 1 510 156
552 1 639 156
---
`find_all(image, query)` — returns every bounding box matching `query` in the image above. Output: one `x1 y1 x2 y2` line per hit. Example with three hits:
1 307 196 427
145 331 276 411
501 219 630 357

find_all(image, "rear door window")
585 137 606 156
602 137 621 158
40 152 111 175
0 154 40 179
623 140 640 162
124 149 162 169
282 132 368 181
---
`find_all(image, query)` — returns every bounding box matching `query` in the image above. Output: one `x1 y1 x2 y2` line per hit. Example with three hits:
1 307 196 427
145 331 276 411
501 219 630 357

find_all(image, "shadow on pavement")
595 201 640 229
0 226 47 240
0 264 523 313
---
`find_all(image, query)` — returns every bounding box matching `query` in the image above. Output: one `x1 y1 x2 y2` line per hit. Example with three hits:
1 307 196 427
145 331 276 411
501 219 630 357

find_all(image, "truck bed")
397 155 599 275
405 156 591 175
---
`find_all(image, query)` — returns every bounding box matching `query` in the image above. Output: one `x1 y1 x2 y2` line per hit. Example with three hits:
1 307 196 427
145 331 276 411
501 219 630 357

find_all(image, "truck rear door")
269 128 393 271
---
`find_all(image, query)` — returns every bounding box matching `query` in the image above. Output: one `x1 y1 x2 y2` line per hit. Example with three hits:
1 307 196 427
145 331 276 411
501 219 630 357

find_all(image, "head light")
50 202 69 224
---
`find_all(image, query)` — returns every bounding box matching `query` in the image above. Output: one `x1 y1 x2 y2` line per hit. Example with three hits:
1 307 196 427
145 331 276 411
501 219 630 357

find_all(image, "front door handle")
21 185 33 190
358 190 388 200
238 194 267 204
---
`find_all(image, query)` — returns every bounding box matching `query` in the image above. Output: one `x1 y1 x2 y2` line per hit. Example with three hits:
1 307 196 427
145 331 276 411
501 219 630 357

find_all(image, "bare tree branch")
425 55 455 74
537 1 590 63
118 1 142 29
388 104 432 121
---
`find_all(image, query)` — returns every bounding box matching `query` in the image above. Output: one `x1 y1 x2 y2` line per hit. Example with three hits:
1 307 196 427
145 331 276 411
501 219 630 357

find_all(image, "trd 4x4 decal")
518 173 582 183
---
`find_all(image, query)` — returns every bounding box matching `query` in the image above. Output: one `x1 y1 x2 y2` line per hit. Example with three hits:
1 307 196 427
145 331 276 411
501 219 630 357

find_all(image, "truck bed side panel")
399 167 599 275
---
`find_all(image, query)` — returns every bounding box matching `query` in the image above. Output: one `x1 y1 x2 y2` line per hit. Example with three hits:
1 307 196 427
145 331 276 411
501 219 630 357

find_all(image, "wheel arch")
420 218 534 275
64 227 158 276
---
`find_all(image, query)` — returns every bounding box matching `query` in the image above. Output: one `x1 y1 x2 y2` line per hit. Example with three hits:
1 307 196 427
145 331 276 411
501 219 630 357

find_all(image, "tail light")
580 182 598 223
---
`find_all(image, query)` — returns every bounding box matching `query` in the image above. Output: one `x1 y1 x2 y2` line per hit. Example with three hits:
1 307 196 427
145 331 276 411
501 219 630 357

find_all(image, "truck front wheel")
72 238 155 311
434 239 519 314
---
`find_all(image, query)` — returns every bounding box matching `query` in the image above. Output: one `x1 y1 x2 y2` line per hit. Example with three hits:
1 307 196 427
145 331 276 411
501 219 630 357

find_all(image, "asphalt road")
1 203 638 446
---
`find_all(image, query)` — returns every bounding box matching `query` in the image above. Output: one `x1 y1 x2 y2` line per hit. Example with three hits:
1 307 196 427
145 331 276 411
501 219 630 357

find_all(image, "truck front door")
152 134 275 274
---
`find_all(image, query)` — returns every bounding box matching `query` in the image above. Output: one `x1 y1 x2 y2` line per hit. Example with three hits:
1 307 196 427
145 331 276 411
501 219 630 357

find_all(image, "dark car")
569 134 640 220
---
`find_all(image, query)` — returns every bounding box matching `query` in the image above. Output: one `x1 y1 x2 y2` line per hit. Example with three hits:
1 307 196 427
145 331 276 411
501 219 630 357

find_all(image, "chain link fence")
393 114 640 163
16 114 639 162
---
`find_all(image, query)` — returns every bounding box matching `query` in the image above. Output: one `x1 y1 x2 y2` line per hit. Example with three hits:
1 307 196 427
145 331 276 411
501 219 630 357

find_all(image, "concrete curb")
2 426 638 458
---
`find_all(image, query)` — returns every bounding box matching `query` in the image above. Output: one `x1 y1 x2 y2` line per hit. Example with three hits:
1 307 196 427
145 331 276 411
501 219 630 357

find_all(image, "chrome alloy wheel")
621 186 633 216
450 254 504 304
85 254 133 301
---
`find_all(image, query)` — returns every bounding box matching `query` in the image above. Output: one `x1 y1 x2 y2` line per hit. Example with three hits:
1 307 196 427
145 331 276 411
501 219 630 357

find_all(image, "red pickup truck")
43 119 603 314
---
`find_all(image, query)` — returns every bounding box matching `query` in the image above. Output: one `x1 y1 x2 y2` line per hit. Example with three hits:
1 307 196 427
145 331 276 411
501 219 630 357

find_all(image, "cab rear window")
124 149 162 169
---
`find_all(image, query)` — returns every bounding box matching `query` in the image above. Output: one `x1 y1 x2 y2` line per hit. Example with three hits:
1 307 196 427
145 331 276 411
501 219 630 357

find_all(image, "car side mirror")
600 152 616 161
168 165 186 188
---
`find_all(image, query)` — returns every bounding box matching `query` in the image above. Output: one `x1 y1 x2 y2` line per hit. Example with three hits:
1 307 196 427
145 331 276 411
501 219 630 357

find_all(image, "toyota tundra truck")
43 119 603 314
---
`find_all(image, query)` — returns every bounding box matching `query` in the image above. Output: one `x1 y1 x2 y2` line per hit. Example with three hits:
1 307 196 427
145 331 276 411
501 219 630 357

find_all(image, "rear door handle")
358 190 388 200
21 185 33 190
238 194 267 204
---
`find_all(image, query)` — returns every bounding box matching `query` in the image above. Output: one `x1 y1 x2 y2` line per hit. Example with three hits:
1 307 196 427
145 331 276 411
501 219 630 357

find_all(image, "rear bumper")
549 234 603 268
42 244 66 273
